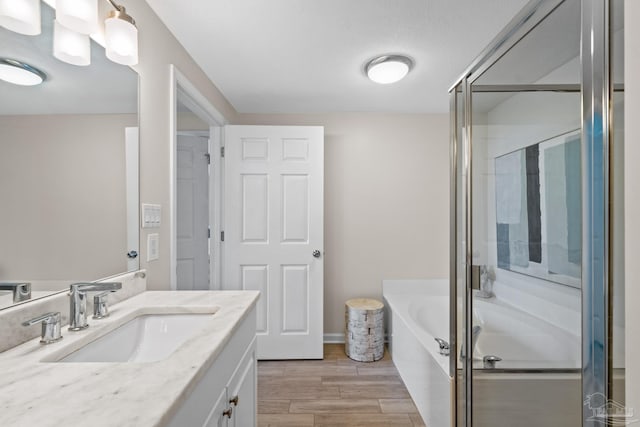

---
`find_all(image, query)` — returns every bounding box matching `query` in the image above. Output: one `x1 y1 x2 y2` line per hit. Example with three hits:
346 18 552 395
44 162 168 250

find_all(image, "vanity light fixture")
0 0 41 35
365 55 413 84
0 58 46 86
53 20 91 66
104 0 138 66
56 0 98 35
1 0 138 67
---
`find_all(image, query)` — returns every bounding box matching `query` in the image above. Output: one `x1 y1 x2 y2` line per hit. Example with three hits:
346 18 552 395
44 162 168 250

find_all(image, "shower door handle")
470 265 481 290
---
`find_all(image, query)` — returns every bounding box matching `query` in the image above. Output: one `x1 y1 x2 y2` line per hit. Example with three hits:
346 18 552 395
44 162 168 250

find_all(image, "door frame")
169 65 227 290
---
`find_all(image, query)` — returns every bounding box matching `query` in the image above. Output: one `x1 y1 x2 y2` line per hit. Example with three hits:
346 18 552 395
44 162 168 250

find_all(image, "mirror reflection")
494 130 581 287
0 2 138 310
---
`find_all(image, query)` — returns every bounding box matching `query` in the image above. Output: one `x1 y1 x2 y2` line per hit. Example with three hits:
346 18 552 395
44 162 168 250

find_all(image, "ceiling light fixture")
0 0 41 35
0 58 46 86
365 55 413 85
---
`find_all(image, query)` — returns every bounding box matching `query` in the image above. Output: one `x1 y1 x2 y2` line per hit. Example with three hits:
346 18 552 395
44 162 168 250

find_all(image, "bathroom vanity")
0 290 259 427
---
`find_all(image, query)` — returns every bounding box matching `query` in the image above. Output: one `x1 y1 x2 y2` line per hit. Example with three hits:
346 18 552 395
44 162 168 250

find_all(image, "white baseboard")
323 333 345 344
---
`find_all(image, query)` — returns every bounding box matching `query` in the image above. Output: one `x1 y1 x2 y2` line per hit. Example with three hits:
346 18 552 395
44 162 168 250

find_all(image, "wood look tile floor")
257 344 427 427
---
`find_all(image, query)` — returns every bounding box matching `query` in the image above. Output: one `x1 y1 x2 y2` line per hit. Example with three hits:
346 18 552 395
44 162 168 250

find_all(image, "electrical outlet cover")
147 233 159 261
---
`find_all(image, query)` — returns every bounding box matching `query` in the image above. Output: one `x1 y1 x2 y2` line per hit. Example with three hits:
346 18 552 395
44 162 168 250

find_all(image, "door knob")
312 250 321 258
127 250 138 259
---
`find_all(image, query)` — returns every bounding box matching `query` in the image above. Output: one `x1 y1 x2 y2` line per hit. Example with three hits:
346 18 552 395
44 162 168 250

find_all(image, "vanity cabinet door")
227 343 257 427
166 307 257 427
203 388 229 427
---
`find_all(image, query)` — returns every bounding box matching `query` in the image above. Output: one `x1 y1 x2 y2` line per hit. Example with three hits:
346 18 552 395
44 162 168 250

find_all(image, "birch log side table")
345 298 384 362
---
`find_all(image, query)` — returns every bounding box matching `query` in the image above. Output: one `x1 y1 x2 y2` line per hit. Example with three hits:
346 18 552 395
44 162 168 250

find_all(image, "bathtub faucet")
434 338 450 356
460 325 482 360
476 265 495 298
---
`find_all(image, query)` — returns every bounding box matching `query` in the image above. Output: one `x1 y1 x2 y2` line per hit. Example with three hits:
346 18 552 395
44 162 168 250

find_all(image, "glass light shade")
366 56 412 84
0 59 45 86
0 0 41 35
56 0 98 35
105 15 138 66
53 20 90 66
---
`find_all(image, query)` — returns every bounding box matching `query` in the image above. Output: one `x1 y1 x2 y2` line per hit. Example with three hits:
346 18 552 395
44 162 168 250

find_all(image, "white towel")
495 150 522 224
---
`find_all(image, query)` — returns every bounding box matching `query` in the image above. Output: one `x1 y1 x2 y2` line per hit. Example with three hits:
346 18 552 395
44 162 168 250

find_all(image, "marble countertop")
0 291 259 427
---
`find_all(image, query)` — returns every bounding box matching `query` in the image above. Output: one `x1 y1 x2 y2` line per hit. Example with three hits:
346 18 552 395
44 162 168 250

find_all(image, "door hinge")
204 153 211 164
221 231 225 242
220 146 225 158
208 227 211 238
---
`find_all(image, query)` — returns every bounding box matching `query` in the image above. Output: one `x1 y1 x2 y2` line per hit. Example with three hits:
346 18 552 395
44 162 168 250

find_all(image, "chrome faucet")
93 290 118 319
22 312 63 344
0 282 31 303
483 355 502 368
434 337 450 356
68 282 121 331
460 325 482 360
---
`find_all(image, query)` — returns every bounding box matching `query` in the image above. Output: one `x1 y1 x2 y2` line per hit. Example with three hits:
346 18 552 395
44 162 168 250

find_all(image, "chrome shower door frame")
448 0 614 425
581 0 611 423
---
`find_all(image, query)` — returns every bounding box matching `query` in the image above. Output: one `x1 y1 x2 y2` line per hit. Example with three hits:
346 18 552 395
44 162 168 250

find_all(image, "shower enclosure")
449 0 625 425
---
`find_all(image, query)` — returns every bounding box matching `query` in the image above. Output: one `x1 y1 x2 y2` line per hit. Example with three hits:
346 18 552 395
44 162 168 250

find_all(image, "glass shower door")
449 0 625 424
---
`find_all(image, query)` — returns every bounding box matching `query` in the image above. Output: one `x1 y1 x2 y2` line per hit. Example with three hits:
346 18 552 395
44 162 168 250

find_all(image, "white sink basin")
58 314 213 363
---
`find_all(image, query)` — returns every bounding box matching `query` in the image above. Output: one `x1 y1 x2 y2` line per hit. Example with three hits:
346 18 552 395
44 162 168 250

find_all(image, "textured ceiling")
146 0 531 114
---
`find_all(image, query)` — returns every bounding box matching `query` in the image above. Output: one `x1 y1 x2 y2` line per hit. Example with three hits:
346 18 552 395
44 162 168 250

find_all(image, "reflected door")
176 133 210 290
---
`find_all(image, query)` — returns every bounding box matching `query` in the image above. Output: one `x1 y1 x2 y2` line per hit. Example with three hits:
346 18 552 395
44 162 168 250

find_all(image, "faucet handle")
0 282 31 303
22 312 63 344
93 290 116 319
483 355 502 369
434 337 450 356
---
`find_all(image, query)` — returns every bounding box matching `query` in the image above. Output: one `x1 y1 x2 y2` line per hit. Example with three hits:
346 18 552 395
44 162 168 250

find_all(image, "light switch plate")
142 204 161 228
147 233 159 261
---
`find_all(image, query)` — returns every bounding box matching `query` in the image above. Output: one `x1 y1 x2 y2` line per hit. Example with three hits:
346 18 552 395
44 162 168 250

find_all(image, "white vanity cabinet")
168 307 257 427
223 344 257 427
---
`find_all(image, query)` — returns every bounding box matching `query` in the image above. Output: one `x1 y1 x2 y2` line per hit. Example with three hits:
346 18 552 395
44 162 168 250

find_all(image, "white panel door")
176 134 210 290
224 125 324 359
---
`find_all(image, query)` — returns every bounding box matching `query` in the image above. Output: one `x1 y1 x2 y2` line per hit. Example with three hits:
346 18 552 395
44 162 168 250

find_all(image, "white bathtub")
384 280 451 427
384 279 584 427
471 298 580 369
403 295 580 370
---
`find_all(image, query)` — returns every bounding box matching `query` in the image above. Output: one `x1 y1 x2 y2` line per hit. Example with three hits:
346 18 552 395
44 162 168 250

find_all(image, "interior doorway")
170 65 226 291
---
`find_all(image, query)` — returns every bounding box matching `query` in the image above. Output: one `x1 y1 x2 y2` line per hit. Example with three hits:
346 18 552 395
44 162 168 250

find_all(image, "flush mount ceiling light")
0 0 41 35
365 55 413 84
0 58 46 86
1 0 138 67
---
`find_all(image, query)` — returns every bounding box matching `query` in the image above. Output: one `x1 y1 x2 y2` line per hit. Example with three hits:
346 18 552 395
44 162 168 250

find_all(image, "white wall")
123 0 238 289
624 0 640 415
0 114 136 281
121 1 451 339
235 113 450 336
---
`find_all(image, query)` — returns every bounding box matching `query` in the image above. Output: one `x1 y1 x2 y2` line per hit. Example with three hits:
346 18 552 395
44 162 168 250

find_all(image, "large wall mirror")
0 2 139 310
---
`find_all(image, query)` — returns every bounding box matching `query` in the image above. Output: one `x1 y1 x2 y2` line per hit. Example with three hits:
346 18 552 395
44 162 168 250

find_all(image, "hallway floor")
257 344 427 426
